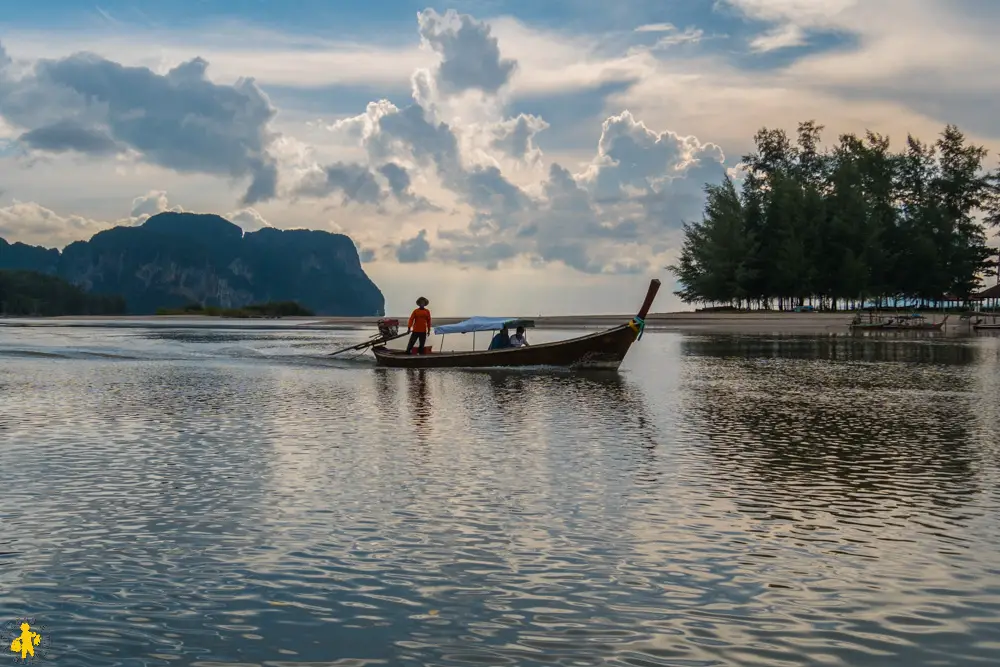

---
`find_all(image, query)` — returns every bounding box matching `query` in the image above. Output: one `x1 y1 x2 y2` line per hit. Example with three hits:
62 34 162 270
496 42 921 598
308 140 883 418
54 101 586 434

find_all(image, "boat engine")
377 318 400 340
327 318 403 357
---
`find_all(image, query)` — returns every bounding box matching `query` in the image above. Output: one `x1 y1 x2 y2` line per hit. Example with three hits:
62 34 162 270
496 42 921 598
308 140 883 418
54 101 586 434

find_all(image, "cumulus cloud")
395 228 430 263
129 190 173 219
433 136 720 273
301 9 728 275
416 8 517 96
436 144 708 275
0 191 174 248
580 110 726 203
226 207 272 233
0 200 112 248
724 0 858 28
723 0 858 51
19 120 122 155
368 101 463 176
0 190 279 247
303 13 543 258
0 44 281 206
488 113 549 164
320 100 478 219
0 8 744 276
291 151 441 214
461 165 532 226
295 161 383 204
376 162 440 212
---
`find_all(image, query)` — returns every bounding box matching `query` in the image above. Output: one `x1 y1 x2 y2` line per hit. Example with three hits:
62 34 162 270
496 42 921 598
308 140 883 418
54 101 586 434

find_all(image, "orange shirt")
409 307 432 333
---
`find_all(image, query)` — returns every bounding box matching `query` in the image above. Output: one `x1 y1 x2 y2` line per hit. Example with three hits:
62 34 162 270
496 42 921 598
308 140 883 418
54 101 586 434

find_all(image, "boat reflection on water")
458 368 661 484
386 365 662 480
406 369 432 446
373 367 399 420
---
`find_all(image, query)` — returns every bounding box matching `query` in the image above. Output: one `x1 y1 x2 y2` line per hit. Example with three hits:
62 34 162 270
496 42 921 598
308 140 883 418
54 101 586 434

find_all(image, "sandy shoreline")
0 311 865 334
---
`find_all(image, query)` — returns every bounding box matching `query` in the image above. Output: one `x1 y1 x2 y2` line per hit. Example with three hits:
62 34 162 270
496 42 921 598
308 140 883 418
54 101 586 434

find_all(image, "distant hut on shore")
972 284 1000 312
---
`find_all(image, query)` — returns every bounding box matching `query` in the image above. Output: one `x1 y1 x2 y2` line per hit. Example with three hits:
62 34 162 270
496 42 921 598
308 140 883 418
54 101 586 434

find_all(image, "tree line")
0 271 314 318
155 301 315 318
669 121 1000 311
0 270 127 316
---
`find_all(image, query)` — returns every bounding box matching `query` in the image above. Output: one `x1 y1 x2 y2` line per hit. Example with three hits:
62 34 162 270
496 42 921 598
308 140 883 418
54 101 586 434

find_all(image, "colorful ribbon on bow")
628 316 646 340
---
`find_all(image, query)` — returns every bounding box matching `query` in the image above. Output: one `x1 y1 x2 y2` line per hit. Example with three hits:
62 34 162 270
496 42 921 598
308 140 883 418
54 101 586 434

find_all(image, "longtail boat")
963 311 1000 331
882 314 948 330
849 312 948 331
368 278 661 370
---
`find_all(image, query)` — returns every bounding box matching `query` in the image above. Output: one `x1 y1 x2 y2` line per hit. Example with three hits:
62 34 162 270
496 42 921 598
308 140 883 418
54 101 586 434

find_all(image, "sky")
1 0 1000 316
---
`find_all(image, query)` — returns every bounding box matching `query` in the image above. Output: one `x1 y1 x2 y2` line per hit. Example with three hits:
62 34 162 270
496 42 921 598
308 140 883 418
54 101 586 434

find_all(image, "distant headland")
0 212 384 316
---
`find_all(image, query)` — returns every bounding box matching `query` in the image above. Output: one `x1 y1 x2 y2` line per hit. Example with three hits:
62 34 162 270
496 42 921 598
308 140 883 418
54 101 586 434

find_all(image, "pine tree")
669 121 998 309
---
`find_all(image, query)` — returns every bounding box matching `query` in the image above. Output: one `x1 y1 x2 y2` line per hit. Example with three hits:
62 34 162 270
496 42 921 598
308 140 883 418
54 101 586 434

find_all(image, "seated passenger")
509 326 529 347
488 327 511 350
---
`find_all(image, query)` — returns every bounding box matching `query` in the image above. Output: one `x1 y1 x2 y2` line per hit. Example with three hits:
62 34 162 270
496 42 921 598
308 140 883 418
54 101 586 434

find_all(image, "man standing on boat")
406 297 432 354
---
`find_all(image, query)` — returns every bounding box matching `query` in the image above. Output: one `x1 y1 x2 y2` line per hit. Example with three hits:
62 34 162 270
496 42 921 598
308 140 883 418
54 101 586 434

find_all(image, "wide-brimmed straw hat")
416 296 429 306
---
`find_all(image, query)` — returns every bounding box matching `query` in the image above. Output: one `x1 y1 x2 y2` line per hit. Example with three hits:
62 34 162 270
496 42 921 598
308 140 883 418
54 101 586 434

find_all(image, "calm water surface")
1 324 1000 666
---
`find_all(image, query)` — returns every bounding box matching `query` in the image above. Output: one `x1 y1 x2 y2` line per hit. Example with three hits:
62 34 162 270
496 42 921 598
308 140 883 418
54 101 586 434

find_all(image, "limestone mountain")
0 237 60 274
0 212 385 316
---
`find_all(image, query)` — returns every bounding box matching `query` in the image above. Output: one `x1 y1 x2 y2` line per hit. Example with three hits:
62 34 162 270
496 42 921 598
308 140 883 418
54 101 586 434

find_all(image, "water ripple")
0 326 998 665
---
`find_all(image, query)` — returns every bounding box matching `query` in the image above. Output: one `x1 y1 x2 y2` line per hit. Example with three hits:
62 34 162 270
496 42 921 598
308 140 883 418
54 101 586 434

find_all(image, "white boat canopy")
433 316 535 335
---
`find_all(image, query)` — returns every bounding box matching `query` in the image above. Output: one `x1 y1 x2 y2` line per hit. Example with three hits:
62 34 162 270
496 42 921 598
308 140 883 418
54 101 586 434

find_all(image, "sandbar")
0 311 863 335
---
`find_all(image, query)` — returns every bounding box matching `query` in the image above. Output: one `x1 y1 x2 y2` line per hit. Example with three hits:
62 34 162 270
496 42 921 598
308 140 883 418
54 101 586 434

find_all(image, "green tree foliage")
0 270 126 316
670 122 1000 310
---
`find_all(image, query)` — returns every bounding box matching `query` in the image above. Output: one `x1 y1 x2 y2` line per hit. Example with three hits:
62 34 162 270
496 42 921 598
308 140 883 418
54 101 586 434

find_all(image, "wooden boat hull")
373 322 641 369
